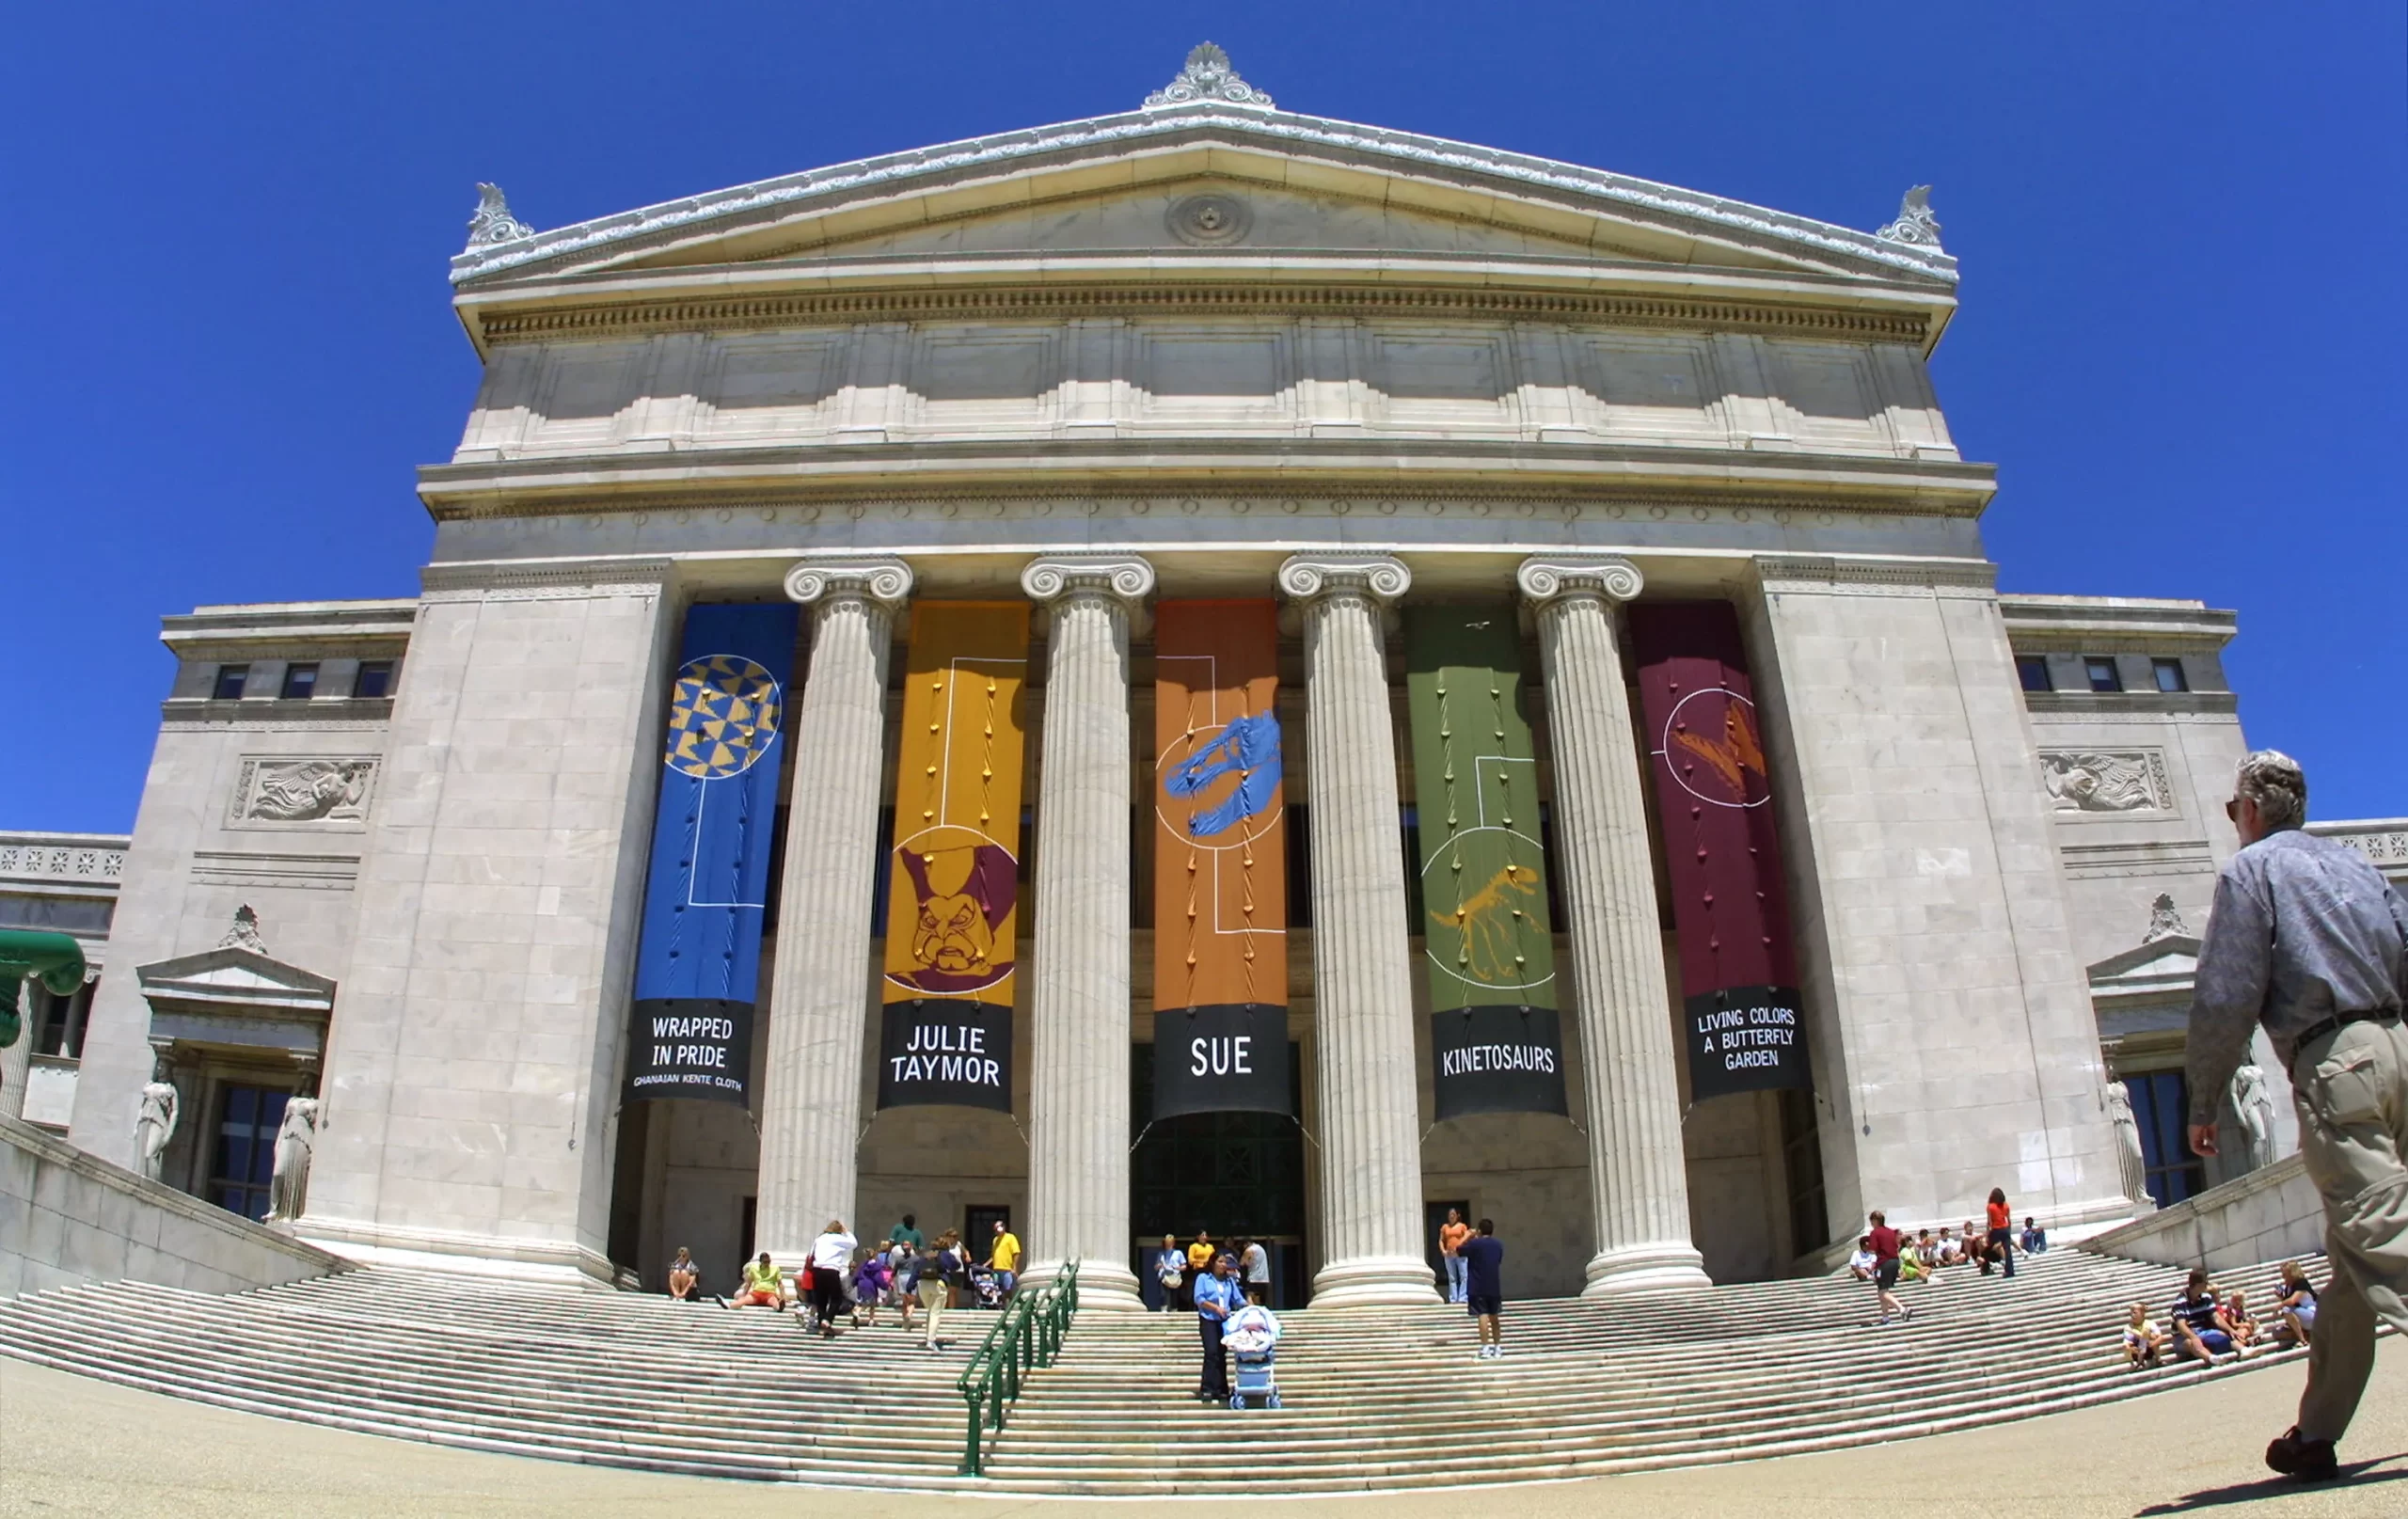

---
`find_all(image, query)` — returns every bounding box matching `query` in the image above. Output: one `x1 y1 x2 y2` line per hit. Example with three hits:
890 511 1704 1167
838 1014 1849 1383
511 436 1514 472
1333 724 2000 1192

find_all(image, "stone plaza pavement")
3 1345 2403 1517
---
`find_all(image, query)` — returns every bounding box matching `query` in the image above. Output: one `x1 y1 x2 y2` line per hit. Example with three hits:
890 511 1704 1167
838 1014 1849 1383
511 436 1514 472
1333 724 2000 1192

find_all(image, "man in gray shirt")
2186 751 2408 1483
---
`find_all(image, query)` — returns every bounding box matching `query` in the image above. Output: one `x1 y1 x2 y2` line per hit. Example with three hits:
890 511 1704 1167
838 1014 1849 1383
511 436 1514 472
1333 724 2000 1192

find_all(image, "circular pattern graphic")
1419 826 1556 994
663 655 783 779
1166 193 1254 246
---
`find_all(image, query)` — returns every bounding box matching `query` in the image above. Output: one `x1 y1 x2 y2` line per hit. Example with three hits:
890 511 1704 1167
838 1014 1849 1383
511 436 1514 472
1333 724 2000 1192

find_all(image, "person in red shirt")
1986 1189 2018 1278
1866 1210 1910 1324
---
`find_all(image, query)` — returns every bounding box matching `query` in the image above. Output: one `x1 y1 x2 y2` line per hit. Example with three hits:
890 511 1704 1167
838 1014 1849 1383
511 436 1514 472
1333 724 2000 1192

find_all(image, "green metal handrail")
956 1259 1081 1476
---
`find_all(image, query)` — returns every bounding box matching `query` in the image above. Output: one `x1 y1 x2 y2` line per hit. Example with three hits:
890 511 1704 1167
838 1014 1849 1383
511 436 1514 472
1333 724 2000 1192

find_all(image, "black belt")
2292 1009 2403 1048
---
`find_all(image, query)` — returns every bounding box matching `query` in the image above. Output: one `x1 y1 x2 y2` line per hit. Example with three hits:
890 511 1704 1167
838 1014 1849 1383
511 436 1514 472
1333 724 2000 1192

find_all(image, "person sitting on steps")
2125 1303 2166 1369
729 1252 785 1310
2169 1268 2239 1366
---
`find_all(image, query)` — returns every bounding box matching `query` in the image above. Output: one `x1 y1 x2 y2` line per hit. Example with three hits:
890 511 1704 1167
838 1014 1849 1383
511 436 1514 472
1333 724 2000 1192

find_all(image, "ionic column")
1019 555 1153 1309
755 558 912 1263
1276 554 1440 1308
1516 557 1710 1294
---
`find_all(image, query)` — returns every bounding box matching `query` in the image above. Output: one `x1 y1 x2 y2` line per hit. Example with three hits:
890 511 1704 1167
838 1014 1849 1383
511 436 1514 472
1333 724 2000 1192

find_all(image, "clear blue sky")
4 3 2400 831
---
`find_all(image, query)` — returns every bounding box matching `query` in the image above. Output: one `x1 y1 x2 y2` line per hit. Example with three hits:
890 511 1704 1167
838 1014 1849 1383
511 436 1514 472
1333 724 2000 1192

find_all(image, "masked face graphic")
888 835 1018 995
914 887 993 973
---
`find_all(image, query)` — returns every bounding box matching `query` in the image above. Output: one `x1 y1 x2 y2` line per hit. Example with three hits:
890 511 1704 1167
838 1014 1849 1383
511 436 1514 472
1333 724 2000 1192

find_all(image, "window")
280 662 319 700
208 1084 291 1222
212 664 249 701
33 980 94 1059
2152 657 2189 693
352 660 394 699
2083 657 2123 693
2125 1072 2206 1208
2015 655 2052 693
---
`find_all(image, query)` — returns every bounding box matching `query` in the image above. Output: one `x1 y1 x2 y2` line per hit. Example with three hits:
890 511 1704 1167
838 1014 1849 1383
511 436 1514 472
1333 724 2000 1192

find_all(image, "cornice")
1754 554 1999 592
419 440 1997 522
417 556 676 600
451 106 1955 292
469 279 1935 349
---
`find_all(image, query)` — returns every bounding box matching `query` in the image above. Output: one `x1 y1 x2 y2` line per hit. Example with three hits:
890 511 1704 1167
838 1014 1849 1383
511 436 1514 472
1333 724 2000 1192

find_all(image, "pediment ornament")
1144 42 1275 111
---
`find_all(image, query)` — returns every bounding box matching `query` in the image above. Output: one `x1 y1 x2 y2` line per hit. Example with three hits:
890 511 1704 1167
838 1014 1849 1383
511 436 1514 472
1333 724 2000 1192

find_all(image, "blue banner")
624 603 799 1106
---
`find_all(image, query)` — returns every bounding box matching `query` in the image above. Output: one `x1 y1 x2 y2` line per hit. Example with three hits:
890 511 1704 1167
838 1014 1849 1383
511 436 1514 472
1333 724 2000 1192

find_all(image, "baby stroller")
1223 1303 1283 1410
968 1262 1008 1309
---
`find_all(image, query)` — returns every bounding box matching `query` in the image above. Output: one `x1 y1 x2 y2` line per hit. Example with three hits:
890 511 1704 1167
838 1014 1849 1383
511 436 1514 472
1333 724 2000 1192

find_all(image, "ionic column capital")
1515 556 1644 607
1019 554 1156 607
1276 553 1412 606
783 557 914 609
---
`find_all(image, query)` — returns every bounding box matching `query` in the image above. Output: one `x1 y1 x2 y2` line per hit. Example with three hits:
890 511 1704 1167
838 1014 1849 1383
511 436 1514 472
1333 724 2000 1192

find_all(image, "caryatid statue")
2229 1065 2278 1173
267 1097 322 1224
135 1079 180 1183
2105 1081 2151 1212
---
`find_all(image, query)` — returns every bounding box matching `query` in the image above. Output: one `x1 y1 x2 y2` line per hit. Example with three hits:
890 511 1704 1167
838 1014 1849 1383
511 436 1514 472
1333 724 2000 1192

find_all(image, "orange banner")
881 602 1030 1010
1152 600 1287 1015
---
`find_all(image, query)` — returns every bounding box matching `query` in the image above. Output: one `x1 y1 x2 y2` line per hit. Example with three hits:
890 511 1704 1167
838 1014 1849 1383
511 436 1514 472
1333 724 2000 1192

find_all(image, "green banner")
1403 606 1566 1119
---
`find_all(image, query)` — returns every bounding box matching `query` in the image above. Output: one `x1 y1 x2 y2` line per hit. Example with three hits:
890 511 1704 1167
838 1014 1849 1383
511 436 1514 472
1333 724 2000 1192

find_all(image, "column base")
1020 1257 1144 1310
1311 1254 1443 1308
1579 1242 1712 1297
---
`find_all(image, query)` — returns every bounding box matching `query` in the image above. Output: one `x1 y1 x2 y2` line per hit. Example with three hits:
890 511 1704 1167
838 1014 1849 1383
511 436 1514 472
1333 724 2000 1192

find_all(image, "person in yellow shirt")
1438 1209 1472 1305
1184 1230 1216 1312
989 1220 1023 1296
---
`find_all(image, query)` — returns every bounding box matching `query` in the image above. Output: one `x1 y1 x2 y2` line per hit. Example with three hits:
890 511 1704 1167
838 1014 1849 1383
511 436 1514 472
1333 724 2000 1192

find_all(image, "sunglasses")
2226 799 2243 822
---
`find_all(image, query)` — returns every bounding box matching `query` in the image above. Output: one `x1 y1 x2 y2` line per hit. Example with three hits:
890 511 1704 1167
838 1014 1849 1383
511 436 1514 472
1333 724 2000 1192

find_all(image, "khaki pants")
2292 1018 2408 1443
918 1278 948 1346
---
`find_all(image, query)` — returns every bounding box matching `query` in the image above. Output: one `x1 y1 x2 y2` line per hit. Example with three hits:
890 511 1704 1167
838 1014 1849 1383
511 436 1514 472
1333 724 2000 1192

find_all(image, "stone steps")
0 1250 2319 1494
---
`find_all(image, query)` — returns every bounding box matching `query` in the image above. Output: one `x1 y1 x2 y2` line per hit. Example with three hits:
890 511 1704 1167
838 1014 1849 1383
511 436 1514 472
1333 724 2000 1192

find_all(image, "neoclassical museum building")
23 46 2402 1307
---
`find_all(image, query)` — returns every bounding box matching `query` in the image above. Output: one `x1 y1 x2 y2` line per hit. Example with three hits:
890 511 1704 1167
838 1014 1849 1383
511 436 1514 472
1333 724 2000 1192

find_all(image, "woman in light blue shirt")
1194 1255 1240 1401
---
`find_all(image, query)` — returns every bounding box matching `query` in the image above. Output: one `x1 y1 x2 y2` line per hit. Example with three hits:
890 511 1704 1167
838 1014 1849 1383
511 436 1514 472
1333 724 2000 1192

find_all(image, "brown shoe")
2265 1426 2338 1481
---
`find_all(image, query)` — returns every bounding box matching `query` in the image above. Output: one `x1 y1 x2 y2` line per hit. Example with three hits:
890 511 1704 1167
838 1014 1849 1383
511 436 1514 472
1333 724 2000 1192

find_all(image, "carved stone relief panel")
2039 750 2174 815
227 757 379 831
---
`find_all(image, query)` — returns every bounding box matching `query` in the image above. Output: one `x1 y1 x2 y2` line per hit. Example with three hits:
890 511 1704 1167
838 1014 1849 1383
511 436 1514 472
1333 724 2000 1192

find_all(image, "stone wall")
0 1115 344 1297
2081 1153 2322 1273
301 563 674 1281
1746 559 2131 1241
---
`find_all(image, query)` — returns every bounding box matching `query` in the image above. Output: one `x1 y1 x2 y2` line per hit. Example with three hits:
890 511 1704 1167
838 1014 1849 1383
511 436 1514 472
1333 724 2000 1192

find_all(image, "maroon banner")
1627 601 1812 1103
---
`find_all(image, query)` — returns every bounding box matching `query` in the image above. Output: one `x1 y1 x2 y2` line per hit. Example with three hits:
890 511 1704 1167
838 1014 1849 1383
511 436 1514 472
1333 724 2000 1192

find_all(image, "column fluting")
1276 554 1440 1308
1019 554 1153 1308
755 558 911 1264
1516 556 1710 1294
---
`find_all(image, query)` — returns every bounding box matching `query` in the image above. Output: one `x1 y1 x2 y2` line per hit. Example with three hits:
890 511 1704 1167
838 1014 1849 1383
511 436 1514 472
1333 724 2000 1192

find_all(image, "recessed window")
2152 657 2188 693
212 664 249 701
280 662 319 700
34 980 94 1059
2083 657 2123 693
2015 655 2052 692
353 660 394 699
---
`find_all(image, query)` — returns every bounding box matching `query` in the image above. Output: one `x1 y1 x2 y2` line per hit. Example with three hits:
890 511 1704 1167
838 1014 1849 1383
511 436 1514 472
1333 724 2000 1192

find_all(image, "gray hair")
2235 750 2306 831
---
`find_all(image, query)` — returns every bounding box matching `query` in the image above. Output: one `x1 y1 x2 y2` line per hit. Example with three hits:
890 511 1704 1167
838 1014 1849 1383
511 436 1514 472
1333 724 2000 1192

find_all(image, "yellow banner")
881 602 1029 1009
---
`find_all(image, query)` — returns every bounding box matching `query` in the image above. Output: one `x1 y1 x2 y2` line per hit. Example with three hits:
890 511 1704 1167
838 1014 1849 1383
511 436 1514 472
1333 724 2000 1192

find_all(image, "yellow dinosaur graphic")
1434 862 1541 983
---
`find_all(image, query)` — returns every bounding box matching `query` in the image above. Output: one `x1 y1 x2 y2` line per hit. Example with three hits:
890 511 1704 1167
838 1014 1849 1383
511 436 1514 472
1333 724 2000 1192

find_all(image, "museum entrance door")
1130 1040 1309 1306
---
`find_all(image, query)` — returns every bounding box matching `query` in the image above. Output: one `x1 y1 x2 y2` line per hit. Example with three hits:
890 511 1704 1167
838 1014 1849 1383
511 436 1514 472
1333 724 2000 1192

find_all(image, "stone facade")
23 48 2387 1299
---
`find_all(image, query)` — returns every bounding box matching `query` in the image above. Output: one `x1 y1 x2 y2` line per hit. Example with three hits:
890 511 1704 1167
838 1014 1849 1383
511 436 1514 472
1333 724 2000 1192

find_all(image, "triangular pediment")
137 944 336 1015
453 104 1955 296
2087 936 2201 999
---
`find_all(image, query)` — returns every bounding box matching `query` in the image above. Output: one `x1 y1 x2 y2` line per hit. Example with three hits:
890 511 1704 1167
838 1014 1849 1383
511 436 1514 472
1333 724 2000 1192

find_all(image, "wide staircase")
0 1249 2315 1493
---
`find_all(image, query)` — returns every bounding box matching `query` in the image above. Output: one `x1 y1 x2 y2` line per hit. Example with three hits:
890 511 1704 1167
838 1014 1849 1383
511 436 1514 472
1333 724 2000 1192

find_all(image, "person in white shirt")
1847 1237 1878 1282
806 1219 857 1339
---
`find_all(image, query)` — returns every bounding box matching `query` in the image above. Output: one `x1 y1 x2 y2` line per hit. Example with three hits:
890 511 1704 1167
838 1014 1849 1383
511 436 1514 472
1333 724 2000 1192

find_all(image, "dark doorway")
964 1203 1012 1258
208 1085 289 1222
2125 1072 2206 1207
1131 1041 1309 1305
